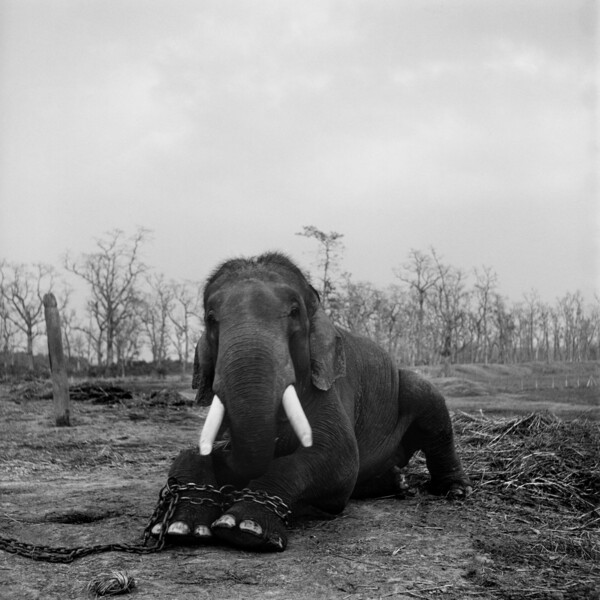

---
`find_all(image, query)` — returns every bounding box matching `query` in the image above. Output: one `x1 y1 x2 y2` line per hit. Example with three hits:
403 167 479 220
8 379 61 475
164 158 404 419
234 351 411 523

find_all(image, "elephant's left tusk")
282 385 313 448
199 395 225 455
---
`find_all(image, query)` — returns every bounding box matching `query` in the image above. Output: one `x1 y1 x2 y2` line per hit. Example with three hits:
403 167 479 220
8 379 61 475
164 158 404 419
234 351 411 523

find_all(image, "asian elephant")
152 252 471 551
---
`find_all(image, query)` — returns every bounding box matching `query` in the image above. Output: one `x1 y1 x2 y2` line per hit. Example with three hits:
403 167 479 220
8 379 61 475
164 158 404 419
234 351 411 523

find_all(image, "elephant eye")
289 306 300 318
206 310 217 325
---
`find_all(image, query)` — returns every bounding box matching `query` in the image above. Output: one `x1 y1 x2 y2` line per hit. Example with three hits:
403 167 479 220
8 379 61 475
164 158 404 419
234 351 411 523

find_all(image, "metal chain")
0 484 177 564
164 482 231 512
229 488 292 523
0 483 291 563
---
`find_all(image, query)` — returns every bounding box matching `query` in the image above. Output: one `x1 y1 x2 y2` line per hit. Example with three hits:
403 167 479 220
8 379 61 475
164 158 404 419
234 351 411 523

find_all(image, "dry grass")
85 570 136 597
454 411 599 516
449 411 600 599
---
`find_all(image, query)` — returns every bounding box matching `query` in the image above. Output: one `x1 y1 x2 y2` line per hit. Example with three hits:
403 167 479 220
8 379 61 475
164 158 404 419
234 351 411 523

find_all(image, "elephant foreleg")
151 448 227 543
212 402 360 551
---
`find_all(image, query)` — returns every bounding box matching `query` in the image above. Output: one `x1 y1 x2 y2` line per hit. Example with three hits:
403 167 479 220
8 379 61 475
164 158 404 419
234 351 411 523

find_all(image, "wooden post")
43 293 70 427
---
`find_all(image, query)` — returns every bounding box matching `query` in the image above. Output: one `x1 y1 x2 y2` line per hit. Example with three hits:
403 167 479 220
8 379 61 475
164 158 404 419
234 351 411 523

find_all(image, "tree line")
299 227 600 370
1 227 599 377
1 229 201 377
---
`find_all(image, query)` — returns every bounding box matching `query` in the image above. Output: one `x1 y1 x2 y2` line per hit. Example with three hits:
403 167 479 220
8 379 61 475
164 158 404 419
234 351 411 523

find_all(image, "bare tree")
472 266 498 364
0 305 19 370
556 291 586 362
0 262 57 371
167 280 201 378
296 225 344 314
339 278 379 336
380 285 410 362
522 290 542 361
588 295 600 360
0 266 20 371
430 250 469 372
65 228 148 372
550 306 563 361
141 273 173 373
489 294 514 363
395 249 440 365
581 295 600 360
77 308 106 368
114 306 143 376
64 316 88 373
537 301 552 362
339 276 410 363
546 292 600 362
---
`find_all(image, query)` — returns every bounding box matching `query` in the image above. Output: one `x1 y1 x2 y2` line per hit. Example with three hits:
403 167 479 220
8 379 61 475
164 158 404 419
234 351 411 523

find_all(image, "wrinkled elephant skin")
157 252 471 552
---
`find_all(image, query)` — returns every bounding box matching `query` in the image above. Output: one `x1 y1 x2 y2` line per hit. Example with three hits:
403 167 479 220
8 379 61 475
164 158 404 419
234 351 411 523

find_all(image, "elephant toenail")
271 534 284 549
213 514 236 529
151 524 162 536
239 520 263 536
168 521 190 535
194 525 212 538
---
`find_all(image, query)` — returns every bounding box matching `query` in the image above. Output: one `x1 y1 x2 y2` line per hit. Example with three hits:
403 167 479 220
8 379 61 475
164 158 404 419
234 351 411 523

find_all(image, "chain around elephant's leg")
211 491 291 552
152 448 226 543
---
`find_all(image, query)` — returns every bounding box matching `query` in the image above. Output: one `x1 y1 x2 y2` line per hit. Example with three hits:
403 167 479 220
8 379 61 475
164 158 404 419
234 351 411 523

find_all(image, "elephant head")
192 253 346 480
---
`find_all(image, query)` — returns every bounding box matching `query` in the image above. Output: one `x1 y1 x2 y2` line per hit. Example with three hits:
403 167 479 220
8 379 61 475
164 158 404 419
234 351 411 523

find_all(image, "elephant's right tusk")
282 385 313 448
199 395 225 455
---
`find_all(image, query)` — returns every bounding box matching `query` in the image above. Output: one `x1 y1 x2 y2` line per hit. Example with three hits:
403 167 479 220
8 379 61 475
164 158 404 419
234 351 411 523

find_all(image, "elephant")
152 252 471 551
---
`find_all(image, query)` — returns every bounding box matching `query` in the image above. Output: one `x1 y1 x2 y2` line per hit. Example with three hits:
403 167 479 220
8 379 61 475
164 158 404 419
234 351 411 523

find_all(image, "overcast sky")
1 0 598 304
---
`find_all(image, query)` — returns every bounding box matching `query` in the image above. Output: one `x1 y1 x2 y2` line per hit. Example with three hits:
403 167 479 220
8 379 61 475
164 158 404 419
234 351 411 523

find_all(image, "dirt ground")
0 379 598 600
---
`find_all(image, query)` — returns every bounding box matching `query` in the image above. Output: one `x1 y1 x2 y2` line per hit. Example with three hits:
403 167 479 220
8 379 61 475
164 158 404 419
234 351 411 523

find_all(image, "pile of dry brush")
452 411 600 563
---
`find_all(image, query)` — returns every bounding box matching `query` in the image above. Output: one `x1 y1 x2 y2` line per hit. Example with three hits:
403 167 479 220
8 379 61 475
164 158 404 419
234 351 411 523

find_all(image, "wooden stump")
43 293 70 427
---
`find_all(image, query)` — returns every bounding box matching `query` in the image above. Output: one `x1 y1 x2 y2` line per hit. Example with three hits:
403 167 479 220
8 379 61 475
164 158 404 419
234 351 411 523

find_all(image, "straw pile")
452 411 600 563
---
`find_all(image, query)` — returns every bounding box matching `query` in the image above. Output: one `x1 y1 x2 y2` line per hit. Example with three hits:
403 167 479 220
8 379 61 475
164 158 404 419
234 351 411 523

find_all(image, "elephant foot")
150 481 225 545
211 501 288 552
445 482 473 500
429 474 473 499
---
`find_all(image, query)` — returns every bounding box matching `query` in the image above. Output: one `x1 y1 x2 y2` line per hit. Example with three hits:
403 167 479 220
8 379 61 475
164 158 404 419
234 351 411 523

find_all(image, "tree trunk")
43 293 70 427
182 331 189 379
106 328 114 370
26 331 34 372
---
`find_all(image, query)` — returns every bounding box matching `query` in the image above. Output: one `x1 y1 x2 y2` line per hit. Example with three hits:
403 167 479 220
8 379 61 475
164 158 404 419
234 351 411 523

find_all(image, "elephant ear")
309 306 346 390
192 335 215 406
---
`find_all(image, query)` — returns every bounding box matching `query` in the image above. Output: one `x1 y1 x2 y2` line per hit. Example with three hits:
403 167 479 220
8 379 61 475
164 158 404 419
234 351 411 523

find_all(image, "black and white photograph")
0 1 598 598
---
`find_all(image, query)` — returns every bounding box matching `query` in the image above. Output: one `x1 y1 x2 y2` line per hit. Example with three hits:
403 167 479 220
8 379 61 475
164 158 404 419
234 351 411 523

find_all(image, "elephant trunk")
199 328 312 480
213 329 287 480
227 393 278 481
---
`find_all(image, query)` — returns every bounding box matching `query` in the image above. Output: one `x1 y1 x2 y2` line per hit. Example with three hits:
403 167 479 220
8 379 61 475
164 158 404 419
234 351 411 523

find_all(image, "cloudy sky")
1 0 598 303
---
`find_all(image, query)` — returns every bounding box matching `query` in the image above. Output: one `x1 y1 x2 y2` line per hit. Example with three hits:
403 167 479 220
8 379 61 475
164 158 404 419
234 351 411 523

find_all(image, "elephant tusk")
199 395 225 455
282 385 313 448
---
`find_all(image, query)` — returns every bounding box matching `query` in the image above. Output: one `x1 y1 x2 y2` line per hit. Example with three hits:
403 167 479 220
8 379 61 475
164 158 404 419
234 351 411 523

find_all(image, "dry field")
0 374 598 600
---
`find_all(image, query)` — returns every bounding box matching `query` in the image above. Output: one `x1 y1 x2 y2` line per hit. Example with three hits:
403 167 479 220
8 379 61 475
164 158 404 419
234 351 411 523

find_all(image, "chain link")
0 483 291 563
0 484 176 563
164 482 231 511
229 488 292 523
